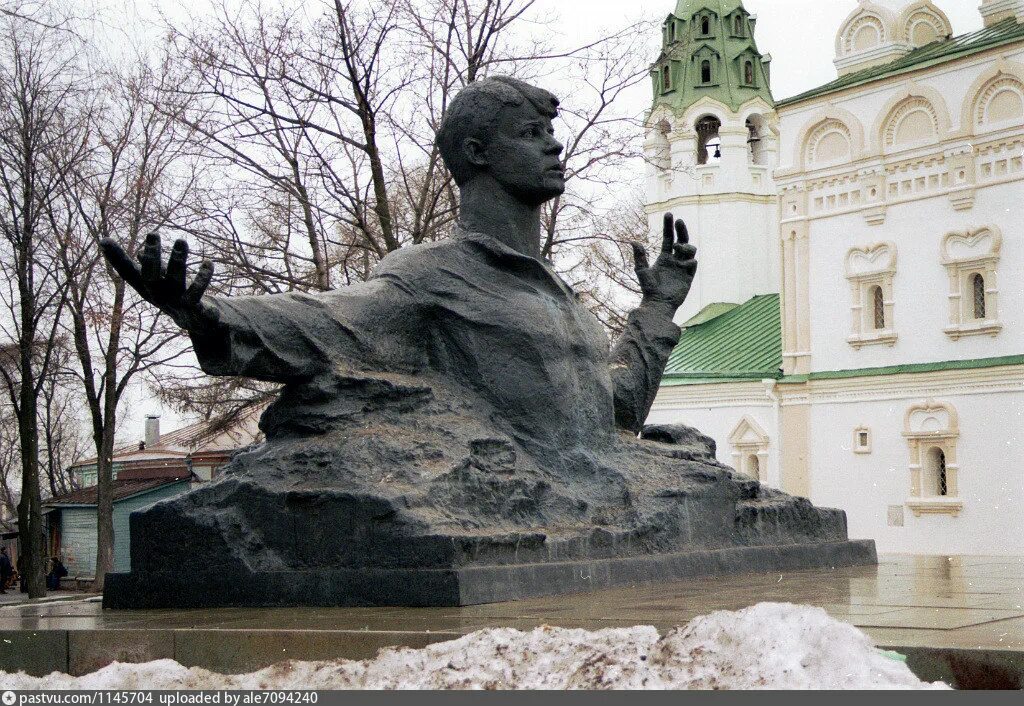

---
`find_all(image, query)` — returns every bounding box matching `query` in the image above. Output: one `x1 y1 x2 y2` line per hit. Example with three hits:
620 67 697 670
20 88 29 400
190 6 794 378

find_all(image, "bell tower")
644 0 780 325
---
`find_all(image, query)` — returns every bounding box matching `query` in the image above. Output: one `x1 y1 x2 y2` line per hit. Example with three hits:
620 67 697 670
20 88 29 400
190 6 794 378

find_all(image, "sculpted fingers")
139 232 162 282
661 212 674 254
183 260 214 307
674 219 689 245
100 238 146 293
631 242 649 275
673 243 697 261
165 240 189 295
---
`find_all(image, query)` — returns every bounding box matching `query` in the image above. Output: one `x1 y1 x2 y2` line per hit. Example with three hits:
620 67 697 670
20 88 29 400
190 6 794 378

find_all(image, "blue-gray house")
44 408 263 580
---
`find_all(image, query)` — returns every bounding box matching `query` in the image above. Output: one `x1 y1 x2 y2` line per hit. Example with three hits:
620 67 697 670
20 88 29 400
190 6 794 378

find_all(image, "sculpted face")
475 100 565 206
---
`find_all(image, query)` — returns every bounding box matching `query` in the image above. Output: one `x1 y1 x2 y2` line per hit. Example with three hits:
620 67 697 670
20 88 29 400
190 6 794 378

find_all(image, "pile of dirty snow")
3 603 948 690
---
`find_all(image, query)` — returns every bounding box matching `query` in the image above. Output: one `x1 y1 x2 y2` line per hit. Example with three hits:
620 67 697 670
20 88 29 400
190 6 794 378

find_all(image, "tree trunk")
91 283 125 591
16 393 46 599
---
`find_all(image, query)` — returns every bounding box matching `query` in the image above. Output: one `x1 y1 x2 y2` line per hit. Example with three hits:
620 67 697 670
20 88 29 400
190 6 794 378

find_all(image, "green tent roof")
663 293 781 385
675 0 744 17
778 18 1024 107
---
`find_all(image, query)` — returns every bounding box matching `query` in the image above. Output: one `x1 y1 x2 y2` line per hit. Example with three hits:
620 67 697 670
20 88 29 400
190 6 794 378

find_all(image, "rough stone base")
104 540 876 609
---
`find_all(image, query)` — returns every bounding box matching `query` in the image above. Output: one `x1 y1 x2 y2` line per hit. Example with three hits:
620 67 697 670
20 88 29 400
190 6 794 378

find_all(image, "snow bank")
3 603 948 690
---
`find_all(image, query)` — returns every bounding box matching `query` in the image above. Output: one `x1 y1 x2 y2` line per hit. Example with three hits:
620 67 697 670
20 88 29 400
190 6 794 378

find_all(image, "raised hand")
100 233 218 330
631 213 698 311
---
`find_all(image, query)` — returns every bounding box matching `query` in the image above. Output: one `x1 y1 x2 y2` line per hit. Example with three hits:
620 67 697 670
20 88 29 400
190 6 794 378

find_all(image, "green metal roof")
675 0 743 17
778 18 1024 107
652 0 774 114
682 302 738 327
663 294 781 384
779 354 1024 384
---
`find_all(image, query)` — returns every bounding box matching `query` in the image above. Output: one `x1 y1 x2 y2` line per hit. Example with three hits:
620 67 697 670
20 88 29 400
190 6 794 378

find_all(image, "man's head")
436 76 565 205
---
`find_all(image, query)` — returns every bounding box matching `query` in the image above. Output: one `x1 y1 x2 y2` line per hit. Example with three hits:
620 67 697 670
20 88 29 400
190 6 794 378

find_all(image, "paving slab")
2 554 1022 687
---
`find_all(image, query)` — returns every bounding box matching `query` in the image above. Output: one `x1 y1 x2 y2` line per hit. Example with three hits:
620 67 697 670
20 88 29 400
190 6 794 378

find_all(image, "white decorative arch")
898 2 952 46
680 96 731 132
837 10 890 57
805 119 853 167
728 416 770 482
884 97 939 148
793 106 866 169
872 84 952 153
958 60 1024 134
974 74 1024 129
903 399 962 516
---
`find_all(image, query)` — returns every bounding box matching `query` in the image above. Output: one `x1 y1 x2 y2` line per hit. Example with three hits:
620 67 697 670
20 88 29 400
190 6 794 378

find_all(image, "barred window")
872 286 885 329
971 273 986 319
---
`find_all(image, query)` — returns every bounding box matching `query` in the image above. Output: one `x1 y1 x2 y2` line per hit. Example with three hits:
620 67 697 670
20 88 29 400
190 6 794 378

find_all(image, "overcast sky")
118 0 985 441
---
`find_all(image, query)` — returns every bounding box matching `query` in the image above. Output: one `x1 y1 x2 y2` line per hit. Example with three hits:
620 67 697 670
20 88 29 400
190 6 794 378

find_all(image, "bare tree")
55 52 199 590
0 10 88 598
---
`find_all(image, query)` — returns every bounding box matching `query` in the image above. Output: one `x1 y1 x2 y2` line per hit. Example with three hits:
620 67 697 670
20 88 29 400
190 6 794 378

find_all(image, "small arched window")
747 454 760 480
701 17 710 35
662 65 672 92
735 16 743 35
669 21 676 42
701 60 712 84
971 273 986 319
744 61 754 85
872 286 885 329
926 446 948 496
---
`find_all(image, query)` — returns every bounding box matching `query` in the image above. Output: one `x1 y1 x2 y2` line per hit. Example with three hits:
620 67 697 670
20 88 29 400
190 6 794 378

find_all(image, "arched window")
747 454 760 480
701 60 712 84
744 61 754 85
696 115 721 165
971 273 986 319
926 446 948 496
872 286 885 329
662 65 672 92
669 22 676 42
701 17 710 35
735 16 743 35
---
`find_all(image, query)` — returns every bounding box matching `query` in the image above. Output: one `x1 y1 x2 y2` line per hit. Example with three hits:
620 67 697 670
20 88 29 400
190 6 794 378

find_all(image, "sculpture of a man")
102 76 696 449
101 77 867 609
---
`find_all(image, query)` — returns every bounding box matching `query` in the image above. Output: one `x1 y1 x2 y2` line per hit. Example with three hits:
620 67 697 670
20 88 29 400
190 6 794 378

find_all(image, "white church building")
646 0 1024 554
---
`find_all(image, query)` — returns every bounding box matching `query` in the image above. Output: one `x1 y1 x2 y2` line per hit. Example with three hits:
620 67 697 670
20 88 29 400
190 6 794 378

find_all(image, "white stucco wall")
802 385 1024 554
806 177 1024 373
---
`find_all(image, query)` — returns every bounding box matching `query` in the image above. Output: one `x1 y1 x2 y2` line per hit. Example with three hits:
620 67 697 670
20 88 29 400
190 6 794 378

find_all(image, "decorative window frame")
941 226 1002 340
845 242 898 348
736 49 760 88
903 399 963 517
728 416 769 482
853 426 872 454
694 10 717 39
728 10 746 38
692 46 721 87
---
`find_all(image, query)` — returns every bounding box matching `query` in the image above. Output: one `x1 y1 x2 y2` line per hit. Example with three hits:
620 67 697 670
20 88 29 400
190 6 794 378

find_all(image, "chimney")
145 415 160 449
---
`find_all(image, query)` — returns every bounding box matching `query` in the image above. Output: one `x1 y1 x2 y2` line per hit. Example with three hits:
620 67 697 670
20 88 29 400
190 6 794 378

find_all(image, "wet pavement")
2 554 1023 685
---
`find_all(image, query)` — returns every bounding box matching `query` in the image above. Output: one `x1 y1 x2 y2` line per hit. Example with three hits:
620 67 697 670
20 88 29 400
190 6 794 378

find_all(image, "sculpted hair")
436 76 559 185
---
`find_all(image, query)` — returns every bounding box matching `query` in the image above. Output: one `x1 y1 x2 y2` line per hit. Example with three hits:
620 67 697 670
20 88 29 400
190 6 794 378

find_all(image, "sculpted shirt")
192 227 681 449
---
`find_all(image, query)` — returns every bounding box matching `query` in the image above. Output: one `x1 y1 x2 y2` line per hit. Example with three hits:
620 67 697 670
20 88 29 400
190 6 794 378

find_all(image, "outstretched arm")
101 233 410 383
610 213 698 434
